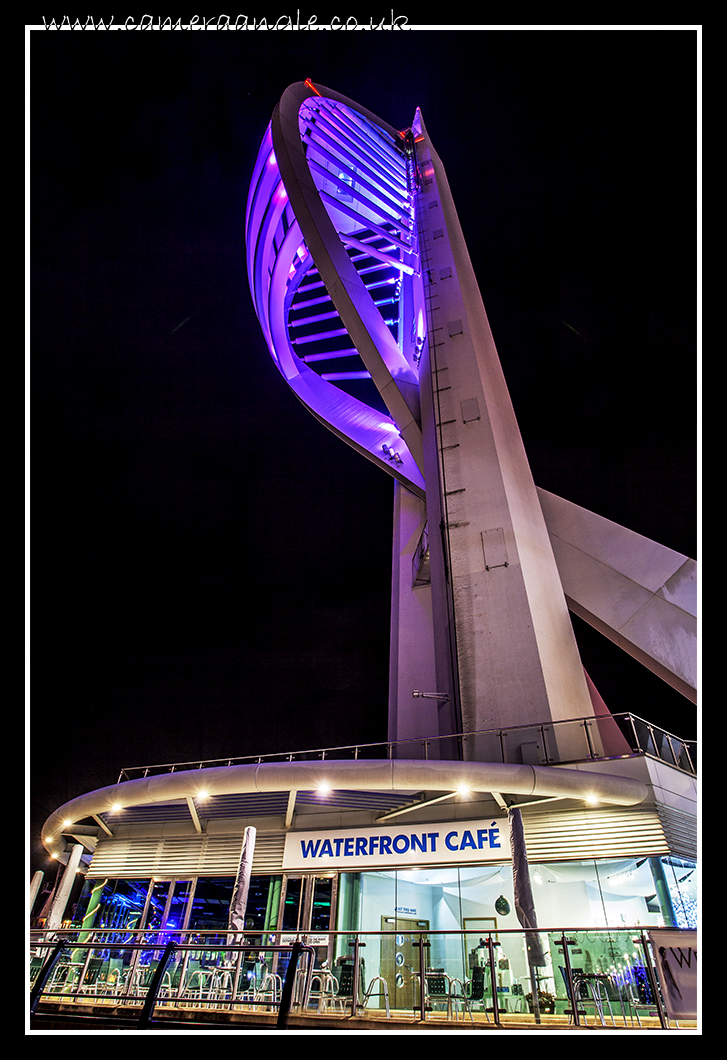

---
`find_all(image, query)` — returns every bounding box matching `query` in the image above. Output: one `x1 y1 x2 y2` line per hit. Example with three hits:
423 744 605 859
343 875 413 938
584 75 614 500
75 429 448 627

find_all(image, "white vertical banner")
649 929 697 1020
227 826 256 941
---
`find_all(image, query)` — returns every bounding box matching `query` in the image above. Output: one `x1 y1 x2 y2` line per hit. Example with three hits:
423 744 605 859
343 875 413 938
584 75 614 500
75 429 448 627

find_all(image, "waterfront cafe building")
37 721 697 1015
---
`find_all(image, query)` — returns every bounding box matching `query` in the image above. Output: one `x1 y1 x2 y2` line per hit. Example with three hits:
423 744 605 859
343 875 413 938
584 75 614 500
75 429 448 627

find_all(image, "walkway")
30 999 696 1032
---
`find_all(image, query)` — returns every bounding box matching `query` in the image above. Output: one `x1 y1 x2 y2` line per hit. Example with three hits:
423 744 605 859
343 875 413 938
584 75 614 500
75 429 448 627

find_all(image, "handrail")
30 926 691 1028
29 939 68 1015
138 940 177 1028
117 712 697 781
29 937 316 1027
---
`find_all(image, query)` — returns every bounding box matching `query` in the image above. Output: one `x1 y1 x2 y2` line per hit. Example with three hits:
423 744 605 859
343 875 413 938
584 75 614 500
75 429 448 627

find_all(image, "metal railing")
30 933 314 1029
117 713 696 782
30 925 695 1029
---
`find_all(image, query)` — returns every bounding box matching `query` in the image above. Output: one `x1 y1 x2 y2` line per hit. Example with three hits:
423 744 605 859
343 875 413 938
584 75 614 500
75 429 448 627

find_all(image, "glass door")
143 879 194 937
276 874 337 978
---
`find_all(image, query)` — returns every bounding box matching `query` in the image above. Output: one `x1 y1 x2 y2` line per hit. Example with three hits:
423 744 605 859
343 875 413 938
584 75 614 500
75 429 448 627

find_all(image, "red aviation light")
304 78 322 96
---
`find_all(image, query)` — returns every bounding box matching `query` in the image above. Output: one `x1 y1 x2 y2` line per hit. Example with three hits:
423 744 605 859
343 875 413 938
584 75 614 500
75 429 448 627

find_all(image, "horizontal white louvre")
520 808 672 861
656 804 698 860
86 808 694 880
87 831 286 879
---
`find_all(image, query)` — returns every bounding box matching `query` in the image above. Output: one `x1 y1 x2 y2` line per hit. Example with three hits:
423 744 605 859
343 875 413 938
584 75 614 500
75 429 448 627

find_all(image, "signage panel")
649 929 697 1020
282 817 510 870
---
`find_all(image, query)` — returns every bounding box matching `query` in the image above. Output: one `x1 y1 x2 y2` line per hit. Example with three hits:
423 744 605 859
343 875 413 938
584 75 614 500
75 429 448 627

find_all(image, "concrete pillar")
46 843 84 930
388 481 441 753
29 870 44 920
414 111 600 763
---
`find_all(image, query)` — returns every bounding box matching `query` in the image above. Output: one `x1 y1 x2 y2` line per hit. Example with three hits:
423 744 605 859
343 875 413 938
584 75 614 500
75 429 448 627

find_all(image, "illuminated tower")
246 81 696 765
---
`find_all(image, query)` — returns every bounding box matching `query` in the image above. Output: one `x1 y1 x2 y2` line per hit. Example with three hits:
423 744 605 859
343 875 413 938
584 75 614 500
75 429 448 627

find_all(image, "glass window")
660 857 698 928
73 878 151 932
187 878 235 931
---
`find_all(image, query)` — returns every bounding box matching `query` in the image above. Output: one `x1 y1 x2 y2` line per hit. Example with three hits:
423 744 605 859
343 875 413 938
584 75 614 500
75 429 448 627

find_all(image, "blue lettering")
380 836 392 854
393 834 409 854
344 838 354 857
320 839 333 857
489 823 501 849
411 833 427 853
355 836 368 856
370 836 379 855
445 831 459 851
477 829 488 849
300 839 321 859
460 829 476 850
428 833 439 851
334 838 344 856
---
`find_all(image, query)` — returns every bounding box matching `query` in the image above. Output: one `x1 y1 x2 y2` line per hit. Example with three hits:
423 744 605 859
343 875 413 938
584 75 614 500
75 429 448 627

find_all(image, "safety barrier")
30 925 696 1029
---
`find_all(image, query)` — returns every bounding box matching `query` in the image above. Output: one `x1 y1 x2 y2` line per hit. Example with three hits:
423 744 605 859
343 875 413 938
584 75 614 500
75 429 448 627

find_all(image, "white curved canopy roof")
42 757 648 857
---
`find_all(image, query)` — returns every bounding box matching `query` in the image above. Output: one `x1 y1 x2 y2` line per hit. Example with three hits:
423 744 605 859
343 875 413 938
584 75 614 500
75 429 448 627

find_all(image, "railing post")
558 934 580 1026
636 932 668 1029
348 935 366 1016
277 940 302 1028
71 943 94 1001
30 939 68 1015
412 934 430 1020
627 713 640 753
137 940 178 1028
485 934 501 1026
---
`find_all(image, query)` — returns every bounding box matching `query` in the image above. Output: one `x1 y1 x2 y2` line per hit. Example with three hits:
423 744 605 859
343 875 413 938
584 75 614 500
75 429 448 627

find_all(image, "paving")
30 1000 696 1032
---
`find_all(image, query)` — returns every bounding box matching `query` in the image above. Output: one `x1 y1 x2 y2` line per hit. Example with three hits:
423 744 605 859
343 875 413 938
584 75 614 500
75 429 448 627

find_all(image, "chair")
559 968 614 1026
466 968 491 1022
362 975 390 1017
308 969 338 1012
448 977 474 1022
575 975 615 1026
331 964 357 1011
254 972 282 1009
185 967 218 1005
425 972 472 1020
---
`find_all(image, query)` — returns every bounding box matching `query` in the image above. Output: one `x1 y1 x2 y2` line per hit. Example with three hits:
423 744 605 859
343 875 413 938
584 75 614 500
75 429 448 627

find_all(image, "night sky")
29 26 698 882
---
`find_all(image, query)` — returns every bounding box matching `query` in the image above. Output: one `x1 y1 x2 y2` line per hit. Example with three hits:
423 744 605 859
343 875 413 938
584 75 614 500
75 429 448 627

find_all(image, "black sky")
29 26 699 880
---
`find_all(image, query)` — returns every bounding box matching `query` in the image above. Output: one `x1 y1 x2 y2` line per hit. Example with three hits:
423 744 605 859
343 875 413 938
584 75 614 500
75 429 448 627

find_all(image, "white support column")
46 843 84 930
414 111 600 763
29 870 44 920
388 481 441 752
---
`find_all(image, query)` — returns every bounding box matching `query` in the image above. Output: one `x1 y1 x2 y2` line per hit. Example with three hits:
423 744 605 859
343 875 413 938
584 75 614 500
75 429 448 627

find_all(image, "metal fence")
30 925 696 1029
117 713 696 782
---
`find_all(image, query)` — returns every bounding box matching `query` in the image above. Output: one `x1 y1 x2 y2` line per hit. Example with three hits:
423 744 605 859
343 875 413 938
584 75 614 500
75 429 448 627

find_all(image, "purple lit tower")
246 81 696 766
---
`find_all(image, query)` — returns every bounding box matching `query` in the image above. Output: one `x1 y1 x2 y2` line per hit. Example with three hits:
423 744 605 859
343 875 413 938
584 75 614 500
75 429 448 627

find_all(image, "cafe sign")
282 818 510 870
